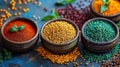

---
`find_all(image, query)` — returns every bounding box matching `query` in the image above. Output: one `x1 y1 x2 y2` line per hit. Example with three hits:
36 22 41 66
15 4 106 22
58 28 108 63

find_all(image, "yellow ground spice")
93 0 120 16
37 46 80 64
43 21 76 44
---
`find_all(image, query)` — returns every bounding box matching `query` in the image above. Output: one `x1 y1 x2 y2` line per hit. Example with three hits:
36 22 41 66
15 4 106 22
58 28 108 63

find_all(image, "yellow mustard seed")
43 21 76 44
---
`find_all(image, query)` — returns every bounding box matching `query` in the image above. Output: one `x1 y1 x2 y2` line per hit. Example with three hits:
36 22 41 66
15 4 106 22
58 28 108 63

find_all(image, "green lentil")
84 20 116 42
82 43 120 62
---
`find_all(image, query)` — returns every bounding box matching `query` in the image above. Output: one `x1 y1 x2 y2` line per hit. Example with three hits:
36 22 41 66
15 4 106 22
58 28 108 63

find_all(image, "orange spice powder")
37 46 80 64
93 0 120 16
4 20 36 42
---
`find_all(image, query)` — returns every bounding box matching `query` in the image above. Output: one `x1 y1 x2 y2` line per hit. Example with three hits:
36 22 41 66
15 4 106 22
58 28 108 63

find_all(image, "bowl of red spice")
90 0 120 22
81 18 119 53
1 17 39 52
40 18 80 54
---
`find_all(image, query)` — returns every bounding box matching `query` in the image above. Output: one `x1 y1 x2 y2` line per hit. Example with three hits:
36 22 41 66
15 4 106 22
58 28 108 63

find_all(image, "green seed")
82 43 120 62
84 20 116 42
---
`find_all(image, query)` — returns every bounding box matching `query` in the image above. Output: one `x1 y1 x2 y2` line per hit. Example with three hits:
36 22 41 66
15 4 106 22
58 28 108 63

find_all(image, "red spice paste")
4 20 36 42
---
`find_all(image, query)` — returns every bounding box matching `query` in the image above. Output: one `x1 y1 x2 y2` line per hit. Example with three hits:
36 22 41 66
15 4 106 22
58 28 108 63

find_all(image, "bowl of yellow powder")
90 0 120 22
40 18 79 54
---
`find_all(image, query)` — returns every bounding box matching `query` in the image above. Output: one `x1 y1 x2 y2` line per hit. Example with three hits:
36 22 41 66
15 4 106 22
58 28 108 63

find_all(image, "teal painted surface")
0 0 102 67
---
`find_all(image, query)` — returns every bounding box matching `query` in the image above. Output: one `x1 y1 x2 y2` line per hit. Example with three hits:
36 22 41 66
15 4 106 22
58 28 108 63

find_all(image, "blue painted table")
0 0 102 67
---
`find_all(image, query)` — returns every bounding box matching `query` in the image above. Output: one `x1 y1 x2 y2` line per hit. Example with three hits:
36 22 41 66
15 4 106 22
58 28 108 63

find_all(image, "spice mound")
93 0 120 16
83 43 120 62
43 21 76 44
4 20 36 42
37 46 80 64
57 5 90 30
84 20 116 42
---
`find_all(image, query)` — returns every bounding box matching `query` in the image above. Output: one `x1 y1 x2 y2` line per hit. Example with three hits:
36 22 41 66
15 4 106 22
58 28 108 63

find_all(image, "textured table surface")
0 0 103 67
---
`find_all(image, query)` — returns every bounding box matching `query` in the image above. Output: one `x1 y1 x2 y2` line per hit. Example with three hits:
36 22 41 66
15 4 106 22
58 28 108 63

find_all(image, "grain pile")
43 21 76 44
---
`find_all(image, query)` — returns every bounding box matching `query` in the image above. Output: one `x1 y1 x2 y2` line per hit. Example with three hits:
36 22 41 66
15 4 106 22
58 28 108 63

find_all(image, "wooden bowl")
40 18 80 54
81 18 119 53
1 17 39 52
90 0 120 22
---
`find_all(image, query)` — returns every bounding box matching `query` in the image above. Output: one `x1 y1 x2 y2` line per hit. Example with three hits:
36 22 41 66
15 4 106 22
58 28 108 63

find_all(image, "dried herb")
52 9 60 18
55 0 75 6
9 25 18 32
100 0 109 13
9 24 26 32
18 25 26 31
42 9 60 21
42 15 54 21
117 21 120 29
103 0 109 4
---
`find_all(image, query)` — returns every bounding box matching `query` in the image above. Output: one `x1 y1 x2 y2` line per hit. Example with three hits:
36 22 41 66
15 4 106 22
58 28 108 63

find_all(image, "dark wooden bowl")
81 18 119 53
90 0 120 22
40 18 80 54
1 17 39 53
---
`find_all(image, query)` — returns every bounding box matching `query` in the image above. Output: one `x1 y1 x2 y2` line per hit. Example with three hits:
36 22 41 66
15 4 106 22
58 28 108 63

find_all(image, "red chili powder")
4 20 36 42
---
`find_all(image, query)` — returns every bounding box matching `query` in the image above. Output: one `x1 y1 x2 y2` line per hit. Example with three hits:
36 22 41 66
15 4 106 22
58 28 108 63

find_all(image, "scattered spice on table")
57 5 90 30
93 0 120 16
84 20 116 42
0 9 12 28
101 49 120 67
23 8 30 13
72 62 79 67
82 43 120 62
43 21 76 44
37 46 80 64
4 19 36 42
0 0 42 28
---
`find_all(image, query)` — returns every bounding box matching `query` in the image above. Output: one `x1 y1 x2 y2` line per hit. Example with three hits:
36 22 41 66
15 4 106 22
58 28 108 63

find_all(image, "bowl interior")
40 18 80 45
1 17 39 44
91 0 120 17
82 18 119 44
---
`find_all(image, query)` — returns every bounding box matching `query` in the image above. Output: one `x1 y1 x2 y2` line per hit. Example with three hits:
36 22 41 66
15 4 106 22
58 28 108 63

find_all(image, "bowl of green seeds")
81 18 119 53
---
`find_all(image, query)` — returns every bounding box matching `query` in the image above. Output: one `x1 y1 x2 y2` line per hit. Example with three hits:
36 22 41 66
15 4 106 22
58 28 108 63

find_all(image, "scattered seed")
18 12 21 16
37 47 80 64
14 12 17 16
73 62 79 67
38 16 41 19
43 8 48 12
91 65 94 67
79 62 82 65
38 2 42 6
85 61 90 66
57 5 90 30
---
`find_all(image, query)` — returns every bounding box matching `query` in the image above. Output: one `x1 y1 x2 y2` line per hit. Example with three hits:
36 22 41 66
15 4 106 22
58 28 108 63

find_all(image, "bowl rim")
82 17 119 44
1 17 39 44
40 18 80 46
91 0 120 17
